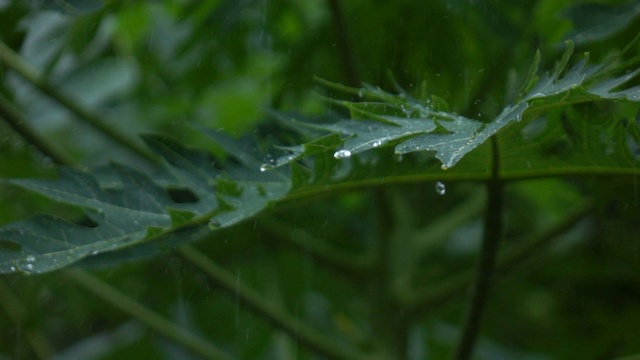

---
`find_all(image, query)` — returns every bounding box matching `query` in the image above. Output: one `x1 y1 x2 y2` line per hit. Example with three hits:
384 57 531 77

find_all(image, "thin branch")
369 188 409 359
0 93 74 165
0 41 159 164
177 244 371 360
0 278 55 359
66 268 234 360
261 217 373 279
327 0 360 86
453 135 503 360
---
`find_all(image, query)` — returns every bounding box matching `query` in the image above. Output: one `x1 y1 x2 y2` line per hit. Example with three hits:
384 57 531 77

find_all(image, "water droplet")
435 181 446 195
373 140 383 147
208 220 221 230
259 163 273 172
86 250 99 256
358 90 363 98
25 255 36 262
24 263 34 272
334 149 352 159
9 266 16 272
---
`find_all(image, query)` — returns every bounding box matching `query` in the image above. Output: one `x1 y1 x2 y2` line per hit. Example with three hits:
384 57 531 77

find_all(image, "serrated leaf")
276 43 640 170
216 177 244 197
167 207 197 227
0 135 292 274
0 213 138 274
517 50 541 99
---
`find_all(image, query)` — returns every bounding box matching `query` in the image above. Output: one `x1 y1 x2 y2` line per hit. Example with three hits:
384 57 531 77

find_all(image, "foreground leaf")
0 135 291 274
271 42 640 170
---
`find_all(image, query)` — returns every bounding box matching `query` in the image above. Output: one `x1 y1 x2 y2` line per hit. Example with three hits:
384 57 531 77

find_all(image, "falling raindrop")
334 149 352 159
435 181 446 195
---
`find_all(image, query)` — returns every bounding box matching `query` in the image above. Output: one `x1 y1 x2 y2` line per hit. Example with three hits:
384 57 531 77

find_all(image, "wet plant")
1 1 639 359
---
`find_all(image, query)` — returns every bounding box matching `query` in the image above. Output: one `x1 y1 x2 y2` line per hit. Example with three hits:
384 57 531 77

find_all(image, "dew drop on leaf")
435 181 446 195
208 220 221 230
25 255 36 262
373 140 383 147
334 149 352 159
259 163 273 172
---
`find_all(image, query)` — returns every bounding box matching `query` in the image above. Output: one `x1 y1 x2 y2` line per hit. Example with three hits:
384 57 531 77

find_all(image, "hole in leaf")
0 240 21 252
74 216 99 228
168 188 200 203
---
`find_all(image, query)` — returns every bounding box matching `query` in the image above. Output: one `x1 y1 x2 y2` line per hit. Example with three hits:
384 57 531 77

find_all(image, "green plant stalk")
177 244 371 360
66 268 233 360
370 188 409 359
262 217 372 279
0 93 74 165
453 136 503 360
0 278 54 359
327 0 360 87
404 201 592 313
0 41 158 164
264 260 297 360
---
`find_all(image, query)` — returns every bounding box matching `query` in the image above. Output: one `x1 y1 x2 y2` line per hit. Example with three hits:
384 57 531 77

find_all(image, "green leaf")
167 207 196 227
0 135 292 274
563 2 640 44
275 43 640 170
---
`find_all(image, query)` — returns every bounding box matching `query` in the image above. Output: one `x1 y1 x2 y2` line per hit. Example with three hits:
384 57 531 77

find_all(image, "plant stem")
0 93 74 165
262 217 372 279
370 188 408 359
327 0 360 86
0 41 159 165
178 244 371 360
0 278 55 359
404 201 592 313
453 136 503 360
66 268 233 360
